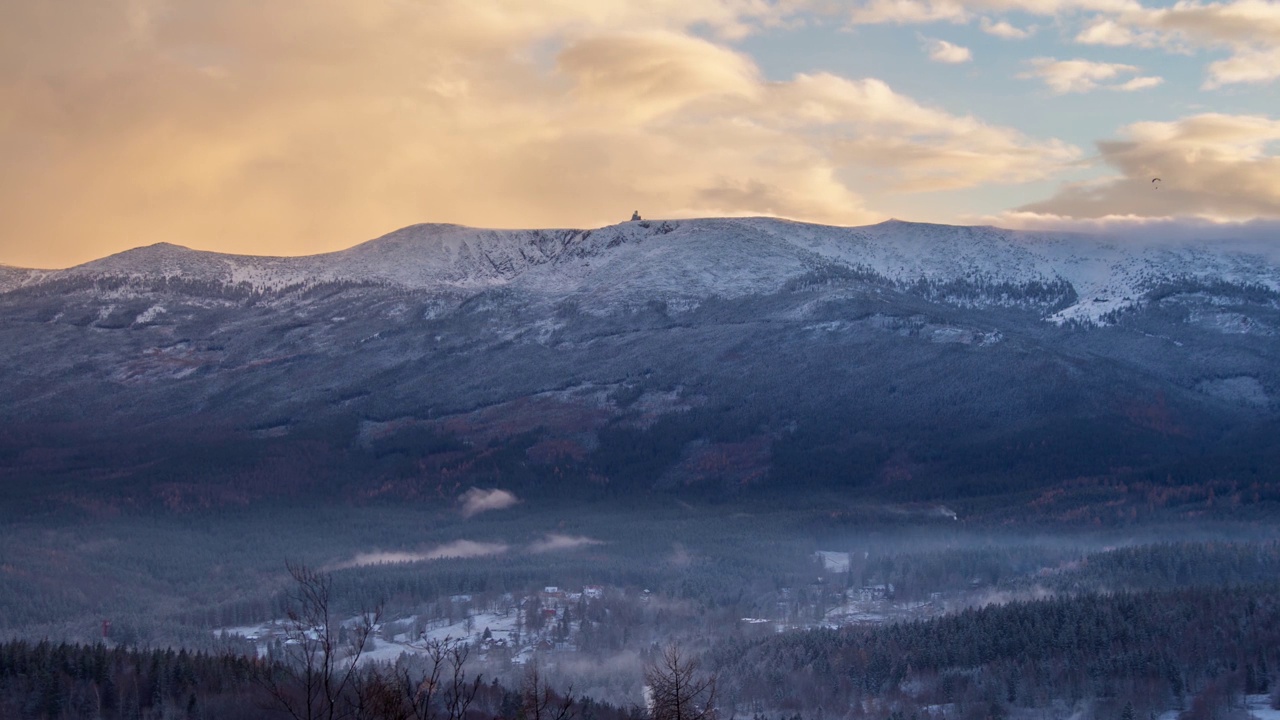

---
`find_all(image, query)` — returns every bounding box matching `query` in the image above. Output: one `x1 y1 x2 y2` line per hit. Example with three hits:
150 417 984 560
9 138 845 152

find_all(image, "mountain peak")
4 218 1279 328
77 241 191 264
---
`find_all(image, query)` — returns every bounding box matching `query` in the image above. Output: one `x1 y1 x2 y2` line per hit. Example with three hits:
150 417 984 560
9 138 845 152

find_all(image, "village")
216 551 946 675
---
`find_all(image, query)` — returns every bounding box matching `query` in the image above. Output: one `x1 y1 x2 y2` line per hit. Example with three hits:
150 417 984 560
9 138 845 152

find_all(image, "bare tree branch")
258 561 384 720
645 644 717 720
522 663 576 720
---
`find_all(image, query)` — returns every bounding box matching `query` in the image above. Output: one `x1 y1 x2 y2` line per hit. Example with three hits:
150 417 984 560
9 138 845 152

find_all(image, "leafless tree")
260 561 383 720
521 663 575 720
645 645 716 720
399 637 483 720
354 666 409 720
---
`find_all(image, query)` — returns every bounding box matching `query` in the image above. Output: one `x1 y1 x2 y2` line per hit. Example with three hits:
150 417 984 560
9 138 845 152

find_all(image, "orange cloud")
0 0 1074 268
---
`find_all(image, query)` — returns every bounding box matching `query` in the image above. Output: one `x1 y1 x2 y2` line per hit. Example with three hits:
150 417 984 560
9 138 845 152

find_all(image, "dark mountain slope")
2 218 1278 519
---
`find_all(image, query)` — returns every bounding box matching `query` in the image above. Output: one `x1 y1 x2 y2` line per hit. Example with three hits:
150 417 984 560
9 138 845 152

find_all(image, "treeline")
710 584 1280 719
0 641 261 719
0 639 624 720
781 260 1078 311
1034 541 1280 593
851 544 1082 600
1097 275 1280 325
1144 277 1280 307
851 540 1280 601
906 276 1076 310
3 274 388 305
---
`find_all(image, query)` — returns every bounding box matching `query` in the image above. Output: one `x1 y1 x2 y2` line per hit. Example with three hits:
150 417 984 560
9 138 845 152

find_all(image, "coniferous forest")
5 220 1280 719
7 517 1280 719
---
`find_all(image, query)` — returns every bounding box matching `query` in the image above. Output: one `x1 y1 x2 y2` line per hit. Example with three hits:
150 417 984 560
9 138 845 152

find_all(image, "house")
855 584 894 602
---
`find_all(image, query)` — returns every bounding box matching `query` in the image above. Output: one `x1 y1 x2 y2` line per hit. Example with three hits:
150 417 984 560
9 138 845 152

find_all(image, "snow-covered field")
1247 695 1280 720
217 601 550 668
355 610 524 666
815 550 850 573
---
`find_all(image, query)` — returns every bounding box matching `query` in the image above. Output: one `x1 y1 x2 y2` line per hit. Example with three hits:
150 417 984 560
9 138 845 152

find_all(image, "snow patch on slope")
133 305 167 325
515 219 815 307
0 266 42 293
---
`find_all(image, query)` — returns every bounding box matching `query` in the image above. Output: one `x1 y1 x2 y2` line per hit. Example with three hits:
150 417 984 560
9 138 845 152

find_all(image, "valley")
4 218 1280 718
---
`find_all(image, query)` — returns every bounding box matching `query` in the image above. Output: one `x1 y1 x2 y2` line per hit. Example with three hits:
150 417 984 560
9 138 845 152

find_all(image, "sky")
1 0 1278 268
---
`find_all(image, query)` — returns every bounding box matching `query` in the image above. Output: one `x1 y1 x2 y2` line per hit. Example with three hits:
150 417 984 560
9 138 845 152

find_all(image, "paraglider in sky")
1151 177 1161 189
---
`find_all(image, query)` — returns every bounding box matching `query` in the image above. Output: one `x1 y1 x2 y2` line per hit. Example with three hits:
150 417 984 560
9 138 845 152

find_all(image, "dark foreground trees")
0 640 265 720
0 640 603 720
259 562 382 720
256 562 498 720
519 663 577 720
0 562 597 720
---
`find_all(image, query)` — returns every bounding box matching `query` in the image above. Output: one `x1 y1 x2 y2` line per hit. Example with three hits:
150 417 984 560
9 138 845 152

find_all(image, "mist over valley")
3 218 1280 719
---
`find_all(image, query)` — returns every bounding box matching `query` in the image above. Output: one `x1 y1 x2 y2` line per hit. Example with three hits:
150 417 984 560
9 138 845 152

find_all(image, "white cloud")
840 0 1280 89
333 540 510 568
843 0 1138 26
1204 46 1280 87
754 73 1080 192
1114 75 1164 90
424 540 510 560
0 0 1080 267
982 211 1280 234
558 31 762 121
1019 57 1160 93
974 212 1280 262
458 488 519 517
847 0 969 25
527 534 605 553
1146 0 1280 48
922 36 974 62
1018 113 1280 219
979 17 1035 37
1071 0 1280 86
1074 17 1158 45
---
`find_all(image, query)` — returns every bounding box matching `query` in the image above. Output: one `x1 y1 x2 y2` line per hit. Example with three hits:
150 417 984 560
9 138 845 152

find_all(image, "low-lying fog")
4 489 1280 715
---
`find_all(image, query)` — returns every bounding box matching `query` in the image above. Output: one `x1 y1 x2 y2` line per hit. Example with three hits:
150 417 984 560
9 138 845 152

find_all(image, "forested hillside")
713 585 1280 719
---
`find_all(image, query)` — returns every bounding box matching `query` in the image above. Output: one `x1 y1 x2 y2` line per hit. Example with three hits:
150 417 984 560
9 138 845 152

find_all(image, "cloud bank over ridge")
2 0 1279 267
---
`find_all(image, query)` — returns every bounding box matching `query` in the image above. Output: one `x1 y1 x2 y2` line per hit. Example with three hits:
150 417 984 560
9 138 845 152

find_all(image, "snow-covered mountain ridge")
4 218 1280 512
4 218 1279 324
